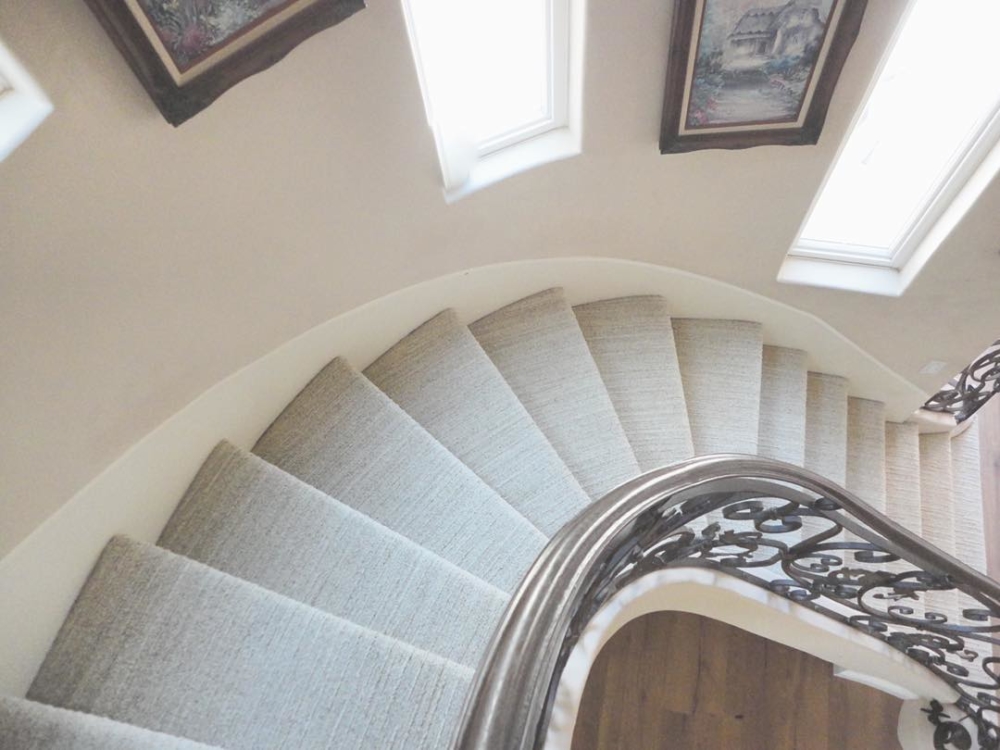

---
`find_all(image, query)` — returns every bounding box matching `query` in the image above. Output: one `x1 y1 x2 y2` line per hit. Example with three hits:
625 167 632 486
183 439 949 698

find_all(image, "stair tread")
0 696 222 750
804 373 848 485
951 421 987 574
29 537 471 750
846 397 887 513
469 288 641 499
919 433 956 557
757 346 808 467
160 441 508 667
252 357 547 592
23 286 994 750
884 422 922 536
672 319 763 455
574 296 694 472
364 308 589 535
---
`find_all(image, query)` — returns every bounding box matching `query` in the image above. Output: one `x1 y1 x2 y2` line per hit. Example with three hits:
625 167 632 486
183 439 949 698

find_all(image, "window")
402 0 581 200
780 0 1000 295
0 38 52 162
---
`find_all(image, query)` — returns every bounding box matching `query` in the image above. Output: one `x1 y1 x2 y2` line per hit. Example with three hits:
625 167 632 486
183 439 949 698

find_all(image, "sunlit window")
0 39 52 162
402 0 576 197
788 0 1000 275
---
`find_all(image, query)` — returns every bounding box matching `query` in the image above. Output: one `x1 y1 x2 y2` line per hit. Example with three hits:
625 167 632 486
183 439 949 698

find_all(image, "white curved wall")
0 257 928 695
3 0 1000 570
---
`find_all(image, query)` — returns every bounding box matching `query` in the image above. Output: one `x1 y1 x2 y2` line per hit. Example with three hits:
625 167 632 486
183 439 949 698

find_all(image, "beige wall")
2 0 998 558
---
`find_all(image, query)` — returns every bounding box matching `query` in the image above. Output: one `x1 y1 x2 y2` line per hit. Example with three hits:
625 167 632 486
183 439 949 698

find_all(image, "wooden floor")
572 612 904 750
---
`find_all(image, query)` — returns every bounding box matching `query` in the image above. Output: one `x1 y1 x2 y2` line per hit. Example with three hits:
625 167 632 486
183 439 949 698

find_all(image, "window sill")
780 96 1000 298
777 256 905 297
443 125 581 204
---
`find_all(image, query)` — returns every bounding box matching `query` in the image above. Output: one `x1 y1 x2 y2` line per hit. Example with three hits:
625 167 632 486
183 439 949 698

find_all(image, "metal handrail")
923 339 1000 423
452 455 1000 750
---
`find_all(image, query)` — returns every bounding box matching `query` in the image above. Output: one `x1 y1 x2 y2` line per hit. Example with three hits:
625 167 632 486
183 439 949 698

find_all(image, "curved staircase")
0 288 988 748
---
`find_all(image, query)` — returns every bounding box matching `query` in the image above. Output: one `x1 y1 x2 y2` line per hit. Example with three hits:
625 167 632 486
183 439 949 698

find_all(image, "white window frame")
401 0 583 203
779 3 1000 297
475 0 570 157
0 38 52 163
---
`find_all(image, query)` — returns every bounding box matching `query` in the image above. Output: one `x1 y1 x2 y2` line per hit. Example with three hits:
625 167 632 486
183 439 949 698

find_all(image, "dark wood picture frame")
660 0 867 153
84 0 365 126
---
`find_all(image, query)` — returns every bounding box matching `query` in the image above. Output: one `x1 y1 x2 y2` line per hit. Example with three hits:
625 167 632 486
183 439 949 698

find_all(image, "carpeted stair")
6 288 990 748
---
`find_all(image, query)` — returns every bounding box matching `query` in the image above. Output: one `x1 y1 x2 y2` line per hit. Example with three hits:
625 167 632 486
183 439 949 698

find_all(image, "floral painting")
685 0 837 129
85 0 363 124
136 0 300 72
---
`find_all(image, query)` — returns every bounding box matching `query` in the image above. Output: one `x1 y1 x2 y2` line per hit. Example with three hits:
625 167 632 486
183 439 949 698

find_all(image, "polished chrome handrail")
453 455 1000 750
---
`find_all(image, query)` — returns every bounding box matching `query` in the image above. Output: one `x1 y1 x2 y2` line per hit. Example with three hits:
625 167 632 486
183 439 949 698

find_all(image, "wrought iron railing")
453 456 1000 750
923 340 1000 423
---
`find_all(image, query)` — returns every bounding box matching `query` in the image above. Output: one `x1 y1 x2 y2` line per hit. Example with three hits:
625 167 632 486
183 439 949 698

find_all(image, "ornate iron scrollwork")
557 484 1000 749
924 701 975 750
923 340 1000 423
452 458 1000 750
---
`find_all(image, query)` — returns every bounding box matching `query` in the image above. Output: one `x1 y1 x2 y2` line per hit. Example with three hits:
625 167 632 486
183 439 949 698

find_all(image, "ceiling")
1 0 998 557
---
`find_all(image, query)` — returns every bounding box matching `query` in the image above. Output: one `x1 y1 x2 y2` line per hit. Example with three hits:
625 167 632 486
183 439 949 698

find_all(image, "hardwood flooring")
572 612 903 750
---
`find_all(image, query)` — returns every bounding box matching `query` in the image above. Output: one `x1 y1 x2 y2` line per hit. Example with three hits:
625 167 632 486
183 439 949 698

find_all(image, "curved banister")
923 339 1000 423
453 455 1000 750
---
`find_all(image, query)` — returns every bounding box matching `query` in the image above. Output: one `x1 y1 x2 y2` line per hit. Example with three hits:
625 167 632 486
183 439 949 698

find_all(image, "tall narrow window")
781 0 1000 294
0 38 52 162
402 0 579 199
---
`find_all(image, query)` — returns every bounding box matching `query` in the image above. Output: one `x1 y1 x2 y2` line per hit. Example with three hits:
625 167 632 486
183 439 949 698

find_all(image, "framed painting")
660 0 867 153
84 0 365 126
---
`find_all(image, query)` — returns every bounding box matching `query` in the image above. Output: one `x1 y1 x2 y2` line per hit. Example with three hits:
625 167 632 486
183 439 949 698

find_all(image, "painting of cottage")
686 0 836 129
135 0 300 72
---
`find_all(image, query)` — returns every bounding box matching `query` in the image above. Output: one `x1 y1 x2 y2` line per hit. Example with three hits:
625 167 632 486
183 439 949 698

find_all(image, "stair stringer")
0 258 929 697
546 569 959 750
